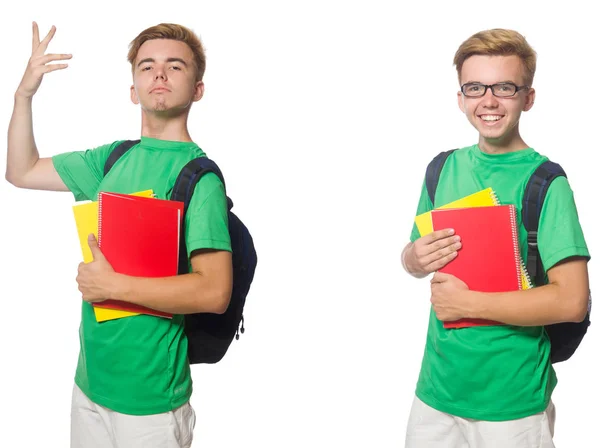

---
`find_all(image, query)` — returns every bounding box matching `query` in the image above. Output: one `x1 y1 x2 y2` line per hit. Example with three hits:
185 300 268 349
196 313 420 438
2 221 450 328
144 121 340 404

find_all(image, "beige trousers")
70 384 196 448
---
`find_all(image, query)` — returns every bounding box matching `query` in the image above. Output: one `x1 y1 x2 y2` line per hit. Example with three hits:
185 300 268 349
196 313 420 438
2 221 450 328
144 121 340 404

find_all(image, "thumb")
87 233 103 260
431 272 450 284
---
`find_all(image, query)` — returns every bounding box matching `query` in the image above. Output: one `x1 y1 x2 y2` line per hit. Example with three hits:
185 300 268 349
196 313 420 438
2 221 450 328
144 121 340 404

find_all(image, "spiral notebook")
431 204 529 329
415 187 531 291
95 192 184 320
72 189 154 322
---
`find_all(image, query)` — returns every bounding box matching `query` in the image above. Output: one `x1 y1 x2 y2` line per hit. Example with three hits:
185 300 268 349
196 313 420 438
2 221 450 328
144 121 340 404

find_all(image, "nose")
154 67 167 81
481 87 499 107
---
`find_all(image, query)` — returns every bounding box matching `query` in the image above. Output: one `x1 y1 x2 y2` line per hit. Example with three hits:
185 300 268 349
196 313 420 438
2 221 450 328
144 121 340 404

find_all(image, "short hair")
128 23 206 82
453 29 537 86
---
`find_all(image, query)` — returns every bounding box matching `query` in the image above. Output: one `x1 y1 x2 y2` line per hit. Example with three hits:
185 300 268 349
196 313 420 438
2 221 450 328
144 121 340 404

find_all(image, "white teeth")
481 115 502 122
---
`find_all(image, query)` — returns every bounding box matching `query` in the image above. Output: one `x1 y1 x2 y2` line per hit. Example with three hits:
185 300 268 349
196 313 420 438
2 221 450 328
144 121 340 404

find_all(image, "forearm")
6 94 39 185
468 283 588 326
107 272 232 315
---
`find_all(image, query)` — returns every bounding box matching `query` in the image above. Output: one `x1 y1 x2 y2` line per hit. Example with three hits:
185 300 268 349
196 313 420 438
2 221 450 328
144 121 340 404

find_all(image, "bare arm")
76 235 234 314
469 258 589 326
5 22 72 191
107 250 234 314
430 257 589 326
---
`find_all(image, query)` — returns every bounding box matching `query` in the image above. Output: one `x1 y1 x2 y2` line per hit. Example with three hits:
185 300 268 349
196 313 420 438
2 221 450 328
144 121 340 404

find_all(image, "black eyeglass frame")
460 82 530 98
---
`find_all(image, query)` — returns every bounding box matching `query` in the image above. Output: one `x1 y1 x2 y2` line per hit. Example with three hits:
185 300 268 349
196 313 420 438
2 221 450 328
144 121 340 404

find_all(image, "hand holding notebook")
94 191 185 319
430 204 527 329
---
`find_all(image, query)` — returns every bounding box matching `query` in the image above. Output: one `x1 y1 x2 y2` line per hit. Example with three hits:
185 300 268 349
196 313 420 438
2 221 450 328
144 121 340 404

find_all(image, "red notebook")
431 205 522 329
96 192 184 319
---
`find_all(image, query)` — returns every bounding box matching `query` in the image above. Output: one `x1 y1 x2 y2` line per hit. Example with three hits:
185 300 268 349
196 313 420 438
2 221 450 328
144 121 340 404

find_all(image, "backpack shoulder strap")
521 160 567 286
171 157 232 274
425 149 457 205
171 157 229 207
103 139 141 176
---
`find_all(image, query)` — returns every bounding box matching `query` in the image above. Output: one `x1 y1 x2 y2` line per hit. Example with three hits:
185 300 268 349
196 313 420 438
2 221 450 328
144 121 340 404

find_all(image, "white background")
0 1 597 447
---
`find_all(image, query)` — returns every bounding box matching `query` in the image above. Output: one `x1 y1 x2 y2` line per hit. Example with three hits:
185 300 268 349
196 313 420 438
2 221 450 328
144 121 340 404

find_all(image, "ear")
130 84 140 105
193 81 205 102
457 91 466 113
522 87 535 112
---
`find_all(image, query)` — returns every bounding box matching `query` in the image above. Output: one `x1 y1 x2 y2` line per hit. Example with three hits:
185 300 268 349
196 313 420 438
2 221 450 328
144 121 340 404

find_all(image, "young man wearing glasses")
401 29 590 447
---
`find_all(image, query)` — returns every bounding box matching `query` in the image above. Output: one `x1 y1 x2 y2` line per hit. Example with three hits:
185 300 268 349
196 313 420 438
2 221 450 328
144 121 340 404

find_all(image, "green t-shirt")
409 144 590 421
53 137 232 415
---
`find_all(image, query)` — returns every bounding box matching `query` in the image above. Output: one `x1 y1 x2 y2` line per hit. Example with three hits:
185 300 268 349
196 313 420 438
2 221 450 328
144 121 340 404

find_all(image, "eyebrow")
463 80 517 85
137 57 189 68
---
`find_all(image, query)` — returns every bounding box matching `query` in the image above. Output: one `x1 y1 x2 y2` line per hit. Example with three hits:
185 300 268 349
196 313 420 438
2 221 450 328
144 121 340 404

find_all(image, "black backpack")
103 140 257 364
426 149 590 363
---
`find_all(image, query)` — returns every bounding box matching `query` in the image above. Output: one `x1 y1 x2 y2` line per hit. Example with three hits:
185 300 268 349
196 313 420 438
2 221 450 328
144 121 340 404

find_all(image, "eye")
170 65 182 71
141 66 152 71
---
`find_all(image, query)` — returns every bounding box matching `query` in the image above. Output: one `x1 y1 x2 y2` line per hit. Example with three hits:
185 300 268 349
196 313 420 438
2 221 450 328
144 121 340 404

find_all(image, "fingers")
420 238 461 266
38 25 57 54
418 231 459 258
430 272 452 284
424 228 455 244
424 251 459 273
41 63 69 74
31 23 56 56
32 21 40 53
39 53 72 64
414 232 460 261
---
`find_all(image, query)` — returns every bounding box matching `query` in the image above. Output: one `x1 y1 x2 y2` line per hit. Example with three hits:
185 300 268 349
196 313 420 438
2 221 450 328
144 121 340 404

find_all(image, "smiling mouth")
479 115 504 123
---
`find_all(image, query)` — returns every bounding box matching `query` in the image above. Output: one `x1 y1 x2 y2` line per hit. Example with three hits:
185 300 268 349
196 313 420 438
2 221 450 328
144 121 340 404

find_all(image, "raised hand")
16 22 72 98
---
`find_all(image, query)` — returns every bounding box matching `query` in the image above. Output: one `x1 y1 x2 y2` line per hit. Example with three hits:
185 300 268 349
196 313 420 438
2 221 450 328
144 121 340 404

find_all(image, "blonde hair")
453 29 536 86
128 23 206 82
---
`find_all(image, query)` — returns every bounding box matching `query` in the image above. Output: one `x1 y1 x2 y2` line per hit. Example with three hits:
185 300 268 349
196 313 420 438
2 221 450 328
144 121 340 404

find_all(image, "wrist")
402 243 427 279
106 272 126 301
14 91 33 102
465 290 486 319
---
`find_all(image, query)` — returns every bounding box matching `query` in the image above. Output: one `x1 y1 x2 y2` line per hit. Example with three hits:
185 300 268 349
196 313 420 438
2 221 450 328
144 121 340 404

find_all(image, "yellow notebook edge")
414 187 499 237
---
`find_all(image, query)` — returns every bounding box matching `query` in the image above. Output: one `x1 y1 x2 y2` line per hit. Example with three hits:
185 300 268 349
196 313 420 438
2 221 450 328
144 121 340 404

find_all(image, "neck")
140 109 193 142
478 126 529 155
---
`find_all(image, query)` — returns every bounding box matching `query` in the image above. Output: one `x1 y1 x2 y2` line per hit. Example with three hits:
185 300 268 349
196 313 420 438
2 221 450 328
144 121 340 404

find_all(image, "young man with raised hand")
6 22 232 448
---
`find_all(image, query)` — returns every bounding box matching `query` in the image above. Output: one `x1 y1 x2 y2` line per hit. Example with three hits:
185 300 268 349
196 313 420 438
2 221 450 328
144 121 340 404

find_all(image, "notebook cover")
96 192 184 320
431 205 523 329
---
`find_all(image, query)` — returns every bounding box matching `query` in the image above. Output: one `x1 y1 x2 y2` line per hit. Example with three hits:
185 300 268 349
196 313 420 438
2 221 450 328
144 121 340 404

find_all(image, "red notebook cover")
96 192 184 319
431 205 522 329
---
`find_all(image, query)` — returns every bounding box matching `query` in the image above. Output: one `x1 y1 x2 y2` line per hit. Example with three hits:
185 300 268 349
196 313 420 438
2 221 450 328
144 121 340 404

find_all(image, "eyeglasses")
460 82 529 98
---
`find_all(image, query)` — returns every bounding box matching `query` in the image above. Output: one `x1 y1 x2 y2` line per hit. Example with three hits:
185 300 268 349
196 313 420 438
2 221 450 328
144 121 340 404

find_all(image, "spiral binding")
508 205 523 290
490 189 500 206
97 192 103 247
520 259 533 289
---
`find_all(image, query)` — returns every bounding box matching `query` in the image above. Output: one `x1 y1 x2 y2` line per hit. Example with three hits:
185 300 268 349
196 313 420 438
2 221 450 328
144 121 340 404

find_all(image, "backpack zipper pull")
240 315 245 334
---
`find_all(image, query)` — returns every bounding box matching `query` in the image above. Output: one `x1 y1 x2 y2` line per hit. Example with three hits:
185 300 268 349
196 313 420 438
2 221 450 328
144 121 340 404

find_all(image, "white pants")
70 384 196 448
405 396 555 448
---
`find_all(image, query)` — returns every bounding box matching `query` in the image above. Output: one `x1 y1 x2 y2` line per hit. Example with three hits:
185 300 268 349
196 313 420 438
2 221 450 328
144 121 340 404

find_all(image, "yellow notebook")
72 189 154 322
414 187 532 289
415 187 500 236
